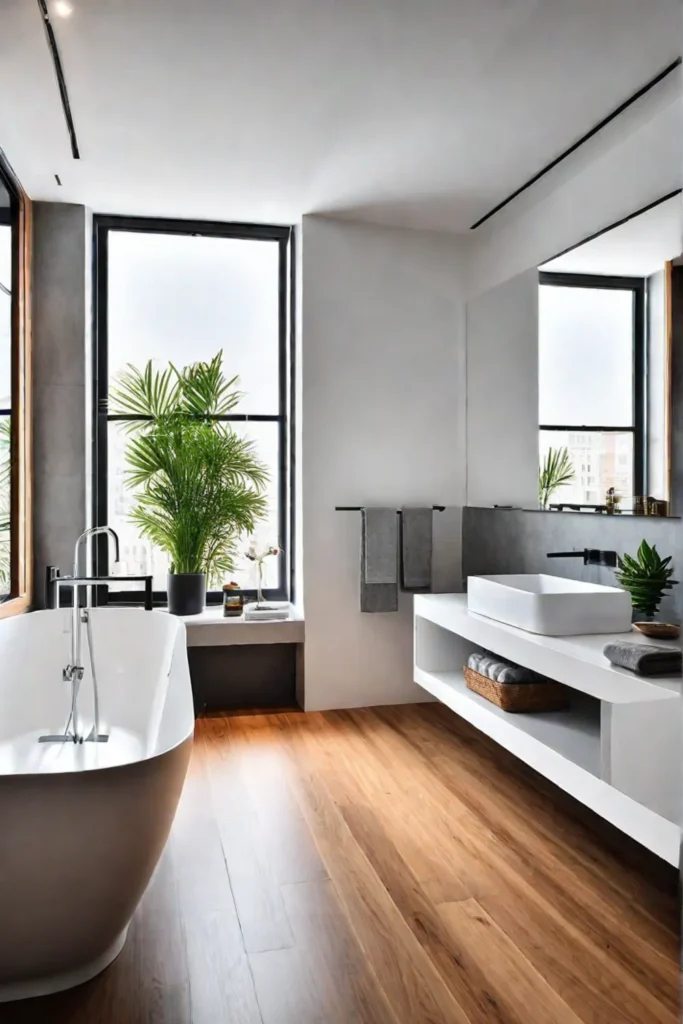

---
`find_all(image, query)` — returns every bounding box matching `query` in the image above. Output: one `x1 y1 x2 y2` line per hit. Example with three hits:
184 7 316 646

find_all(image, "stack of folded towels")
467 651 546 684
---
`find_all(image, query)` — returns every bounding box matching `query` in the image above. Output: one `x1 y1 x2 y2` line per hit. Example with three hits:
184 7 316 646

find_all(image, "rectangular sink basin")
467 574 632 636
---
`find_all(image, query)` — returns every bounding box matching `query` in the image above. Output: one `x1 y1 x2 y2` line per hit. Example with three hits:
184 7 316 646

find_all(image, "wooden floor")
6 705 679 1023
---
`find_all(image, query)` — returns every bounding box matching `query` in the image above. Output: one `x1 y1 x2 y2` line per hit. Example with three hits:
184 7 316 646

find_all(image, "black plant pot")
167 572 206 616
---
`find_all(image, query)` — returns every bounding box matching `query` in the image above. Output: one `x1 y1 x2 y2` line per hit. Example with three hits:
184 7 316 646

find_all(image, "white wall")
466 269 539 508
466 77 682 298
301 216 466 711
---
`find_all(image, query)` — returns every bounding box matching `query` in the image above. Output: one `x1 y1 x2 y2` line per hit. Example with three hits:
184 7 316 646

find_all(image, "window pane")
107 420 281 593
107 231 280 414
539 285 634 427
0 224 11 408
0 206 11 595
540 430 634 508
0 414 9 596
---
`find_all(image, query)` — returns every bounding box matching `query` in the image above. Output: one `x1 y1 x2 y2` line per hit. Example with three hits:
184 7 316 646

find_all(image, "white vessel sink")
467 574 632 636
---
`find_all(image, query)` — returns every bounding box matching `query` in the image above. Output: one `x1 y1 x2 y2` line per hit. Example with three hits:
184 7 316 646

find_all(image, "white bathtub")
0 608 194 1003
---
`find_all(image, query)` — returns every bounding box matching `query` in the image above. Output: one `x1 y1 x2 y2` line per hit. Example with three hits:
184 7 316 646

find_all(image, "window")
0 208 11 594
0 150 31 616
539 272 644 508
93 216 294 604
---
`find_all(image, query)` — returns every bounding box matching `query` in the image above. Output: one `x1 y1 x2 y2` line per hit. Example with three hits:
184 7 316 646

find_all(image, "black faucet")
547 549 618 568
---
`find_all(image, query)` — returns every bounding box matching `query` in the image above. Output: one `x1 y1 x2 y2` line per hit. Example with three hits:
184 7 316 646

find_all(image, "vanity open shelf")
414 594 681 866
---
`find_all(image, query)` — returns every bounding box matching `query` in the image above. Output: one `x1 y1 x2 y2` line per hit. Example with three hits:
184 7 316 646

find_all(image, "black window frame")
538 271 646 497
92 214 295 607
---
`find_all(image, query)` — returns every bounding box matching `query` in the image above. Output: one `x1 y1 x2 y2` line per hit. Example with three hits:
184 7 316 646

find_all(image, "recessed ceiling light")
53 0 74 17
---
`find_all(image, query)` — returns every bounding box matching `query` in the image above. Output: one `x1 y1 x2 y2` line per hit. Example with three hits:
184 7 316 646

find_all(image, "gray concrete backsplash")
462 507 683 624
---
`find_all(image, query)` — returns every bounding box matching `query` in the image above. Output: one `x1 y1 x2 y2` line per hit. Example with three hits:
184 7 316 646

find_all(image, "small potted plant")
245 540 282 609
615 540 678 630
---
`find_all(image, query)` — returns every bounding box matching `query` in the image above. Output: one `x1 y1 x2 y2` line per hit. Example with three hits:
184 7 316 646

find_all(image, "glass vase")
257 562 265 607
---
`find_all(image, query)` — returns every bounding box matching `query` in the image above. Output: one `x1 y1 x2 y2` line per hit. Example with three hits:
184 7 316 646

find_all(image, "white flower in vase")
244 540 282 608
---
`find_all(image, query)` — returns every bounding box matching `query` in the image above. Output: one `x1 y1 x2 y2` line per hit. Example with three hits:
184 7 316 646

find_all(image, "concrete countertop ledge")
167 605 305 647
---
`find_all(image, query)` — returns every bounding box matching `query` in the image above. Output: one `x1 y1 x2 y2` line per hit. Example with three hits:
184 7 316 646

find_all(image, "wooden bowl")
632 621 680 640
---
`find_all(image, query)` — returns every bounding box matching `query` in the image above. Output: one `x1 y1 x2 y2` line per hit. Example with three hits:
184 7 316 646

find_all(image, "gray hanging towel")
400 507 433 591
361 508 398 612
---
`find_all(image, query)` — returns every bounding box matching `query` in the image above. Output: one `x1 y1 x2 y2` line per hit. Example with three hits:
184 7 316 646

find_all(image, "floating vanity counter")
414 594 681 865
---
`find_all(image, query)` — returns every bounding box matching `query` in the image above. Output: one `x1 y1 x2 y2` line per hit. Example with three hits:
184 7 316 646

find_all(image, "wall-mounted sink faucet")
547 549 618 568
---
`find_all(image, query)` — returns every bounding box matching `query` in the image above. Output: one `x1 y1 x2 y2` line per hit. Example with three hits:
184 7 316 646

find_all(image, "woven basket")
463 665 569 713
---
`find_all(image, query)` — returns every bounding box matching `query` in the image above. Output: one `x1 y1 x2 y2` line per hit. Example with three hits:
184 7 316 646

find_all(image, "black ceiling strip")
470 57 682 231
54 173 62 186
36 0 80 159
540 188 682 267
0 282 10 298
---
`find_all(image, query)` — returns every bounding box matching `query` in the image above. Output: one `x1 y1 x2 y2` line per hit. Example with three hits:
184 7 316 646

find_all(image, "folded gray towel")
400 507 433 591
603 641 682 677
361 508 398 613
467 651 539 684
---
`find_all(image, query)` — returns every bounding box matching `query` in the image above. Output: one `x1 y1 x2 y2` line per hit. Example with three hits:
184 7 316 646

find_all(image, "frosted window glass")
0 216 11 594
0 225 11 409
107 231 280 414
539 285 633 427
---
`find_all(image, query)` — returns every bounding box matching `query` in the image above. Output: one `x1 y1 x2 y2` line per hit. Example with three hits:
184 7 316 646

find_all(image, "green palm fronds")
539 446 575 509
615 540 678 619
109 352 268 586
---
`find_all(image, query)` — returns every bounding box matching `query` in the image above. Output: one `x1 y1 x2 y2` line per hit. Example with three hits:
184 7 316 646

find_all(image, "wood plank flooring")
5 705 679 1023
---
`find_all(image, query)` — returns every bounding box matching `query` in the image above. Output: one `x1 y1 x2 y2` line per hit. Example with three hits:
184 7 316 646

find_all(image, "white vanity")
414 590 681 865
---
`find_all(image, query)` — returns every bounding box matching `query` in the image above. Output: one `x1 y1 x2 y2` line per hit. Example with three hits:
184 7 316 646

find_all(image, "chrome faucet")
73 525 121 581
39 527 121 746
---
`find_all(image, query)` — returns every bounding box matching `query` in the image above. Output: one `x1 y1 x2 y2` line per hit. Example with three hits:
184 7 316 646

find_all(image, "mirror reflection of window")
0 184 10 592
538 195 682 516
538 276 642 510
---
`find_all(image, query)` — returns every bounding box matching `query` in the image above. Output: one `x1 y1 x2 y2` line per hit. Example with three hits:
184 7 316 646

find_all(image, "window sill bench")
170 605 305 647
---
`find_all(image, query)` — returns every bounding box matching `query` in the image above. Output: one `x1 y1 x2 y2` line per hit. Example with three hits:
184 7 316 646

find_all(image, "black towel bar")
335 505 446 512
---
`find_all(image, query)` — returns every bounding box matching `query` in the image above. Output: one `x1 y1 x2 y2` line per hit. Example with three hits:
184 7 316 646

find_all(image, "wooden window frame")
0 149 32 617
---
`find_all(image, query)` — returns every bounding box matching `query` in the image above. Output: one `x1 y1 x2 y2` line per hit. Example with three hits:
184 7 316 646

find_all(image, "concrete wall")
466 268 538 508
463 506 683 625
301 215 466 711
32 203 90 606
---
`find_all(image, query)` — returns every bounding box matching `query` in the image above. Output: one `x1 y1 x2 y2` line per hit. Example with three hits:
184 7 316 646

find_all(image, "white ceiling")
541 195 683 277
0 0 680 231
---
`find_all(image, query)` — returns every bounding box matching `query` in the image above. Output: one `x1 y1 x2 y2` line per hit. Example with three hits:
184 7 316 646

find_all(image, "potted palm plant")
109 352 268 615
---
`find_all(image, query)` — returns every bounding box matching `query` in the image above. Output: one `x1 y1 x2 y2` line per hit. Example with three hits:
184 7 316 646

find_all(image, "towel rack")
335 505 446 512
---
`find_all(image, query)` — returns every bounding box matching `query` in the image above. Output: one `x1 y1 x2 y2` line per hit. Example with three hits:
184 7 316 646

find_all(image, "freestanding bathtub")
0 607 194 1002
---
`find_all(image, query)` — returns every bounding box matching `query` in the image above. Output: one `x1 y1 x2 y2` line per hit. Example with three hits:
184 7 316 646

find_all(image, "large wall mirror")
0 149 31 614
538 195 681 515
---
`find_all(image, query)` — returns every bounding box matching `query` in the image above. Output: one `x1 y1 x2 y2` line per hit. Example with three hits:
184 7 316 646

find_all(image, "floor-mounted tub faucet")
39 527 121 746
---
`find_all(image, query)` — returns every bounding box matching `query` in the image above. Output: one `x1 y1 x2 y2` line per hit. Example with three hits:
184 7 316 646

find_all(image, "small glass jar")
222 582 244 617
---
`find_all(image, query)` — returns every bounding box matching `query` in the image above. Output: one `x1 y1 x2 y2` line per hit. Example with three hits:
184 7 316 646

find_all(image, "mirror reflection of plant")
539 446 575 509
109 353 269 587
0 417 10 587
615 540 678 620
